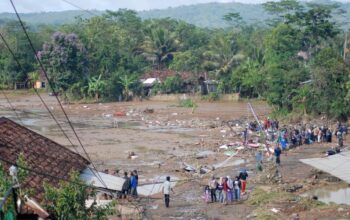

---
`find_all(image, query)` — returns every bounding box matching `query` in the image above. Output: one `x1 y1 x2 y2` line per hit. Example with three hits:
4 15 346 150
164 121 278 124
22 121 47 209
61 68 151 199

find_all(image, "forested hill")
139 2 269 28
1 1 350 28
0 10 102 26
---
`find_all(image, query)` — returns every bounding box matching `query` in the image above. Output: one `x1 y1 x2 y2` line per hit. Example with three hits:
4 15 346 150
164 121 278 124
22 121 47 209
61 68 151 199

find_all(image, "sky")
1 0 350 13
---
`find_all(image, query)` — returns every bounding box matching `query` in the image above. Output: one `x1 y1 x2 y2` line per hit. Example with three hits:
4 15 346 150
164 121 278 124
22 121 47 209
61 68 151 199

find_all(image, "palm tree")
202 34 244 76
140 27 179 70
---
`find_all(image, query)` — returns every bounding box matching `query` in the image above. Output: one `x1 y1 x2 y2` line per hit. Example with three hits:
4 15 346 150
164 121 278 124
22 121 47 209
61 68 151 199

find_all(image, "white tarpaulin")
142 78 160 87
80 169 177 196
300 151 350 183
80 168 125 191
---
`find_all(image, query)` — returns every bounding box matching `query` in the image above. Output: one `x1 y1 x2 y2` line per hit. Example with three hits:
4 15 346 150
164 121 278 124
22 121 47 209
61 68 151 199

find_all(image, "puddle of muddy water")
213 159 247 169
140 125 194 134
302 184 350 205
1 107 195 135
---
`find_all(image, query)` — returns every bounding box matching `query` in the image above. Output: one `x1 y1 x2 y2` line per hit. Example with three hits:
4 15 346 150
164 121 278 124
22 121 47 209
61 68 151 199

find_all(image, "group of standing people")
205 169 248 205
249 117 347 149
272 123 347 149
121 170 139 199
251 120 348 172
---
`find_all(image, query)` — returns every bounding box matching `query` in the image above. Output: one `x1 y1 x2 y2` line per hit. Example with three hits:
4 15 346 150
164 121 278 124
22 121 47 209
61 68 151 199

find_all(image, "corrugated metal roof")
80 168 125 191
80 169 177 196
300 151 350 183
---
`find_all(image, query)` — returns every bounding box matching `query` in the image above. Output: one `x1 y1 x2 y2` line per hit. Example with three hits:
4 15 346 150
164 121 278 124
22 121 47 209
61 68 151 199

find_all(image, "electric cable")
0 15 107 188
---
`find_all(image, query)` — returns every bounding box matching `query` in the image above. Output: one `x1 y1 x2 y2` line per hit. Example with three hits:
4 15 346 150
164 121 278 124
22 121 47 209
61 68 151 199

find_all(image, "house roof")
20 195 50 218
142 78 160 87
0 117 90 203
143 69 195 82
300 151 350 183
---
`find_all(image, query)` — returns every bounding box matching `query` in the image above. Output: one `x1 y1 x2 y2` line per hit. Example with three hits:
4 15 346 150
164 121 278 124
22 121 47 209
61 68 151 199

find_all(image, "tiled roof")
0 117 90 203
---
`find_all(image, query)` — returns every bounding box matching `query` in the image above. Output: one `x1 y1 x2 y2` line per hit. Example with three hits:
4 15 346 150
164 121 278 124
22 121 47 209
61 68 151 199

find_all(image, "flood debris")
114 111 126 117
143 108 154 114
224 151 237 157
283 184 303 192
271 208 279 213
127 151 138 160
116 204 144 219
196 150 215 159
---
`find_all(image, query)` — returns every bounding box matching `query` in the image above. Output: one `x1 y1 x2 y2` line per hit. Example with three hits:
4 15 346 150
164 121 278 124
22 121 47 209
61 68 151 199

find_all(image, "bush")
178 98 197 108
201 92 220 101
160 74 183 94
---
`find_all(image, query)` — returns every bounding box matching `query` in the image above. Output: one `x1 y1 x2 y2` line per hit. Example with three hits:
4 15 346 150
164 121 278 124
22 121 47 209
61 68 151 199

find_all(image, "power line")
0 90 23 125
0 8 106 190
9 0 108 189
0 103 53 119
61 0 100 16
0 154 113 191
0 31 82 154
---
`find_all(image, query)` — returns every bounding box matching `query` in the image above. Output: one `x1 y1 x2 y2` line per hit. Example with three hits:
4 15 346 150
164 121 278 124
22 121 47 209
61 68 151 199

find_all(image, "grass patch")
298 197 326 211
201 92 220 101
252 208 279 220
247 187 294 206
178 98 197 108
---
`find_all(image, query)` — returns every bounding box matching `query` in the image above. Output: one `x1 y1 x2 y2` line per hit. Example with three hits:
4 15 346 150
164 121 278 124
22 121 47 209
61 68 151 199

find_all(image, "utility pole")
344 31 348 61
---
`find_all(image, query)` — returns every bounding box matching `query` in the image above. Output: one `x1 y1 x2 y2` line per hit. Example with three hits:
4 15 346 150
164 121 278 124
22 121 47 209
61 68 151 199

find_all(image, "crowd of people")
204 169 249 205
248 119 349 173
266 119 346 148
109 119 348 211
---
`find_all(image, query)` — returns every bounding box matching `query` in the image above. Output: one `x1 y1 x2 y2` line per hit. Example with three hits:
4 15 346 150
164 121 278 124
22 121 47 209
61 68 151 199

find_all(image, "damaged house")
0 117 175 219
0 117 123 219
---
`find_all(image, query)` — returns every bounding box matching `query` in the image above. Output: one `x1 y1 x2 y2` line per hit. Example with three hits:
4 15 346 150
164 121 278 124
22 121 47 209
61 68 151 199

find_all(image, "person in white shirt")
163 176 174 208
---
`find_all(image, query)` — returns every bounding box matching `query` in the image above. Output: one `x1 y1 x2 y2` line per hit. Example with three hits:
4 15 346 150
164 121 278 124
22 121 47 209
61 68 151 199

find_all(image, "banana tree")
88 74 106 101
117 74 137 101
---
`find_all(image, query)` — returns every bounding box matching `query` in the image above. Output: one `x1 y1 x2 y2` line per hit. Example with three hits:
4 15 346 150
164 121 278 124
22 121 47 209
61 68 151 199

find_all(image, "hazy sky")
1 0 350 13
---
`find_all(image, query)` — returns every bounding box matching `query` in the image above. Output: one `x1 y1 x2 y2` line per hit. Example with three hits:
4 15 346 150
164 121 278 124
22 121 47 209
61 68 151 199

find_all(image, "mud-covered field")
1 91 350 220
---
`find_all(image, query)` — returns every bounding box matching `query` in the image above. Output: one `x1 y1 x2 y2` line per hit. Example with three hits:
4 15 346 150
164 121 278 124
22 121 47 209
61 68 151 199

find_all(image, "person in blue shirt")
130 170 138 197
274 146 282 165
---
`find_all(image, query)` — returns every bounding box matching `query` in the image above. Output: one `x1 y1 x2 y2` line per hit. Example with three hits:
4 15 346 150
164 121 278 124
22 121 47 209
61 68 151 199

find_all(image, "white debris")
271 208 279 213
219 145 228 150
131 155 138 160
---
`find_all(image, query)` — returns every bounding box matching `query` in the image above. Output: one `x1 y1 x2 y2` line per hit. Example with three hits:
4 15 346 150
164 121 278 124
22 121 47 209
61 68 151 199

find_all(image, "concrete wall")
221 94 240 101
149 93 240 102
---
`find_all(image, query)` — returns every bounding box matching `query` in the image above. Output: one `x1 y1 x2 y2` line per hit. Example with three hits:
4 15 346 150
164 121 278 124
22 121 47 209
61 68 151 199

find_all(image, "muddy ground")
1 91 350 220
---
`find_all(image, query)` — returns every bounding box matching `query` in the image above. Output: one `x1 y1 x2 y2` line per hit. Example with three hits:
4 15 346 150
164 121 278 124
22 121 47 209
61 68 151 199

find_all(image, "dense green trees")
38 32 88 92
1 1 350 118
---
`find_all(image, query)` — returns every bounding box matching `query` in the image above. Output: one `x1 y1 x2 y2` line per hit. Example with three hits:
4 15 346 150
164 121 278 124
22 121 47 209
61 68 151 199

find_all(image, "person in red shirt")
222 177 231 205
264 119 268 130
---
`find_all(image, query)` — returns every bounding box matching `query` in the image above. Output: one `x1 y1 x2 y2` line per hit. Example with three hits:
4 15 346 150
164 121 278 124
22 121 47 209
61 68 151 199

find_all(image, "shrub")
178 98 197 108
161 74 183 94
201 92 220 101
